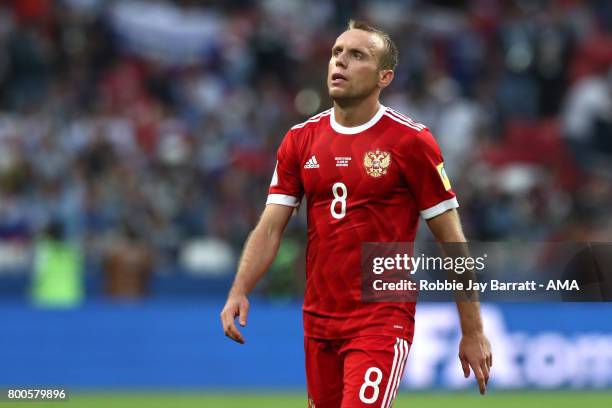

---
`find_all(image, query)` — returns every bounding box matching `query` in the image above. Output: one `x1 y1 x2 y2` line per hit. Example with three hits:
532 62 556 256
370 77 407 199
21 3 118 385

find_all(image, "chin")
328 88 351 101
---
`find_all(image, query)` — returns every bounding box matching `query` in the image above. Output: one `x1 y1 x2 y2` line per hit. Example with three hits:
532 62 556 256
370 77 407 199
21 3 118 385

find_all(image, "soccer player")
220 20 492 407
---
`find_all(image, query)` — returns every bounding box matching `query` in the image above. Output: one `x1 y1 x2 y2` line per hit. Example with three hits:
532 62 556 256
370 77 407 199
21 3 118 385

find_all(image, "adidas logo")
304 155 320 169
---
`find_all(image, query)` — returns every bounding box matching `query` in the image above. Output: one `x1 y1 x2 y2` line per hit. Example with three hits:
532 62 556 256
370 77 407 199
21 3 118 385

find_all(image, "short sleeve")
404 129 459 219
266 130 304 207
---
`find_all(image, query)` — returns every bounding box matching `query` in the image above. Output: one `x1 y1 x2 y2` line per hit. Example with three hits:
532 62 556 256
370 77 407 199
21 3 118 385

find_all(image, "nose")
335 52 347 68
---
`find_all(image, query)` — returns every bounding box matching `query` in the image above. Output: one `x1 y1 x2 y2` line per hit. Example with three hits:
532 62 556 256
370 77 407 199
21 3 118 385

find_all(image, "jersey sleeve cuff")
420 197 459 220
266 194 300 207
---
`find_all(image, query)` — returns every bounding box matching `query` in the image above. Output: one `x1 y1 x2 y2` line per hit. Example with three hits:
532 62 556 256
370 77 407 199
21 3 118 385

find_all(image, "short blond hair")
347 19 398 71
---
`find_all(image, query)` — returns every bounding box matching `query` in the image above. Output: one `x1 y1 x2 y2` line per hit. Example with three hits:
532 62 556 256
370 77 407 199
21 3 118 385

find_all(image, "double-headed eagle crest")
363 149 391 178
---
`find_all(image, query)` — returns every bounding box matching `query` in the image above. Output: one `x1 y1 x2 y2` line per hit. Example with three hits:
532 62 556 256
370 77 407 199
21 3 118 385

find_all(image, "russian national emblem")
363 149 391 178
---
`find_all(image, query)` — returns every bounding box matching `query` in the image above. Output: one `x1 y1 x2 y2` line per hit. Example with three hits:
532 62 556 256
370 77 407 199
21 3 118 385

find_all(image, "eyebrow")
332 44 372 56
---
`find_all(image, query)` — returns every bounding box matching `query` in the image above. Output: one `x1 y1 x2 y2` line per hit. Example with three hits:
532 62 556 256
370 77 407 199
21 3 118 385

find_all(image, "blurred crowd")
0 0 611 294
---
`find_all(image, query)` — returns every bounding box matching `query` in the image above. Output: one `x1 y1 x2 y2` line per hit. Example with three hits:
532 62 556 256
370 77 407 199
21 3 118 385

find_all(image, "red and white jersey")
267 105 458 340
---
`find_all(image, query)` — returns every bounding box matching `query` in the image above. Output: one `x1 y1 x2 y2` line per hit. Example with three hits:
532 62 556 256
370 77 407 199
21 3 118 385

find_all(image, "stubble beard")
329 85 376 108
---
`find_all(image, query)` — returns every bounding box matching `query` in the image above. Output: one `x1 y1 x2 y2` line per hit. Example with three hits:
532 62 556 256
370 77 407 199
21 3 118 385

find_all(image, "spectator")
0 0 609 299
31 220 83 307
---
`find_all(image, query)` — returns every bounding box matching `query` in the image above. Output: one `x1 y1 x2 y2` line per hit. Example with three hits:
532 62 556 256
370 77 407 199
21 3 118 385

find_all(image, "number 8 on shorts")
359 367 383 403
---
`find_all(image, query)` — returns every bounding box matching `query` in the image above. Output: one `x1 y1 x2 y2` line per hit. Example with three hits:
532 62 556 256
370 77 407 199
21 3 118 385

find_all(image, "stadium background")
0 0 611 406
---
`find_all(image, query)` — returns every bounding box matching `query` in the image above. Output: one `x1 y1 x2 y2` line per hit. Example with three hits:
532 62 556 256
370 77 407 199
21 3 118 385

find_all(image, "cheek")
355 66 379 85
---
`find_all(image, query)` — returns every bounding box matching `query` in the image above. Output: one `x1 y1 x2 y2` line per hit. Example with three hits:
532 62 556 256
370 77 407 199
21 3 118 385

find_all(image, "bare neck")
333 97 381 128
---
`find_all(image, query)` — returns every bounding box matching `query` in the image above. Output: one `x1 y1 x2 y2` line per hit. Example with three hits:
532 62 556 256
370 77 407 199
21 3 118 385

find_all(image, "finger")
225 320 245 344
221 309 245 344
459 355 470 378
471 363 486 395
220 309 234 335
480 360 490 385
488 353 493 369
239 302 249 327
220 310 230 334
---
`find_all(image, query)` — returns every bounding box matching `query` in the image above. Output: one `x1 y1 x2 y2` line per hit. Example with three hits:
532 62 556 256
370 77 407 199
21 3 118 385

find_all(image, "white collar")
330 104 387 135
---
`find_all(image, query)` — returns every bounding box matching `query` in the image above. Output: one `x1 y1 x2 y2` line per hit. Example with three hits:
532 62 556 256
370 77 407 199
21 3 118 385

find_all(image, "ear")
378 70 394 89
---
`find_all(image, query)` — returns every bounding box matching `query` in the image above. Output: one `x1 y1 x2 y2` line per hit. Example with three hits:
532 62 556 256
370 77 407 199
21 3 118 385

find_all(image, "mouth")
331 73 348 83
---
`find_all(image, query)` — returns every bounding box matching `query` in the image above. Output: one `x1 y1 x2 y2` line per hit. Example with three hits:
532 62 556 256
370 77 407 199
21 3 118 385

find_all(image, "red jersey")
267 105 458 341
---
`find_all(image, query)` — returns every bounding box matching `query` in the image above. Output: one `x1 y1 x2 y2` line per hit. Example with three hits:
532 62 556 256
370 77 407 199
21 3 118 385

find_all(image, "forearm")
427 209 485 334
456 301 484 335
446 238 484 335
229 224 282 297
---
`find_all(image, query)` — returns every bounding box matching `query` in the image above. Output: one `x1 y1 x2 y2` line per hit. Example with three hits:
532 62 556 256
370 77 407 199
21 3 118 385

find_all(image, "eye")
333 48 341 56
352 51 363 59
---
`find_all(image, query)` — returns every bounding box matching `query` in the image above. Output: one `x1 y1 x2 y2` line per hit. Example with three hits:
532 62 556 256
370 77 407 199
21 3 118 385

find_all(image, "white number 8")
359 366 383 404
330 182 347 219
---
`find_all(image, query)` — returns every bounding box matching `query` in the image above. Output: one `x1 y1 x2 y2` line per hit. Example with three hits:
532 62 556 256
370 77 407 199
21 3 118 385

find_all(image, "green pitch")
9 391 612 408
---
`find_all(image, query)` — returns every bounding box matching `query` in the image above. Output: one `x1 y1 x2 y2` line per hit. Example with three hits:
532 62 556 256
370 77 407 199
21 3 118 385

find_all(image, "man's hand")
459 332 492 395
220 293 250 344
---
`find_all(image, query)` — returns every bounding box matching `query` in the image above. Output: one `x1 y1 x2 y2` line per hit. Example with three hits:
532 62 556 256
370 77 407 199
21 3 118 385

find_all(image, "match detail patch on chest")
363 149 391 178
335 156 352 167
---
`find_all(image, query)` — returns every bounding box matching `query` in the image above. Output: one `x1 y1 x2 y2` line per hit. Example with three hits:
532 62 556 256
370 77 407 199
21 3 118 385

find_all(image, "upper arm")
267 130 304 207
401 129 459 220
426 208 466 243
258 129 303 241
